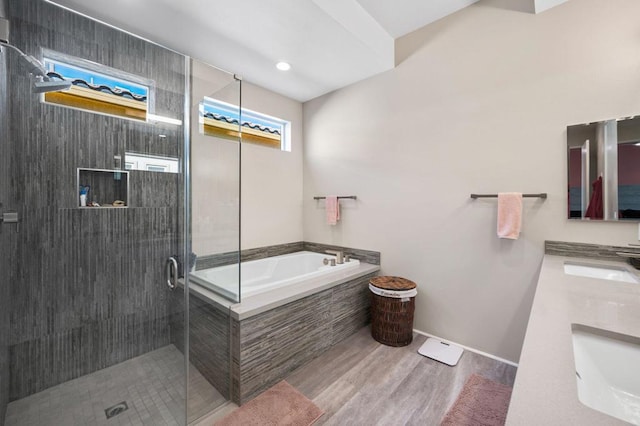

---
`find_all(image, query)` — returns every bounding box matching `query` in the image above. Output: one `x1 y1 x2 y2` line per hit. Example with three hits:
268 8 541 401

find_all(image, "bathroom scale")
418 338 464 366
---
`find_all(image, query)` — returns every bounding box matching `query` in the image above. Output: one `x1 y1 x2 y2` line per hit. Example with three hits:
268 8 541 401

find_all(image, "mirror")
567 115 640 221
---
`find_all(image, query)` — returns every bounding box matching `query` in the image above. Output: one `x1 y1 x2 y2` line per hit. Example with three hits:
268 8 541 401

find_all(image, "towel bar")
313 196 357 200
470 193 547 199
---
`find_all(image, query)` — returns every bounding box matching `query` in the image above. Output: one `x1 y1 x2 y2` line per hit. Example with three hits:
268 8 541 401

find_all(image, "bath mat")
440 374 512 426
214 380 323 426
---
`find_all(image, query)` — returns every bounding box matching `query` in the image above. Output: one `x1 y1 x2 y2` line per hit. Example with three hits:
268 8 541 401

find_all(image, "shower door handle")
166 256 178 290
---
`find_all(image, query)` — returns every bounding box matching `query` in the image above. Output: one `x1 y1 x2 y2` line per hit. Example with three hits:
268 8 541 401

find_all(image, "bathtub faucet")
323 258 336 266
325 250 344 264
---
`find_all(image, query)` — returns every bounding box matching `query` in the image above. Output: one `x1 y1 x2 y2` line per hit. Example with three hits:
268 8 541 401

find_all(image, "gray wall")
6 0 185 400
0 45 12 426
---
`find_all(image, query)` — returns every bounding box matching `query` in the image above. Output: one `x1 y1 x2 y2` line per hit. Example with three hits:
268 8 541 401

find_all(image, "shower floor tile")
4 345 226 426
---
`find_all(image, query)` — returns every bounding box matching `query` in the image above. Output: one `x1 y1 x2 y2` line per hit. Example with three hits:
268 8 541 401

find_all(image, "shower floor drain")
105 401 129 419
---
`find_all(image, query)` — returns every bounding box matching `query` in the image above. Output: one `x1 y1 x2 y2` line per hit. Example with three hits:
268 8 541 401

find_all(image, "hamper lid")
370 276 416 291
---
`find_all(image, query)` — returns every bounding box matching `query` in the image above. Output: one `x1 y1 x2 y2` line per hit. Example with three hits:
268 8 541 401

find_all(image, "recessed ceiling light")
276 62 291 71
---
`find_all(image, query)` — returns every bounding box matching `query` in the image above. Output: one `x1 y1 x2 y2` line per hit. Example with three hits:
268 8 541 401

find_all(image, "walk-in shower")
0 0 239 425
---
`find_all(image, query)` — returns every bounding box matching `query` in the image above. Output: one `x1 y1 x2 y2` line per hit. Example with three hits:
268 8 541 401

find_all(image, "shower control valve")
1 211 19 233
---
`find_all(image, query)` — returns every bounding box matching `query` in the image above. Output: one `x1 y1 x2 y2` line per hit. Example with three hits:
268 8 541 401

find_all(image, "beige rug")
440 374 513 426
214 381 324 426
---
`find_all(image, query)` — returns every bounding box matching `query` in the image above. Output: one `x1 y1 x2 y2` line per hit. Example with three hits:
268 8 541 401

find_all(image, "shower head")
20 52 48 77
0 40 71 93
0 40 47 76
33 79 72 93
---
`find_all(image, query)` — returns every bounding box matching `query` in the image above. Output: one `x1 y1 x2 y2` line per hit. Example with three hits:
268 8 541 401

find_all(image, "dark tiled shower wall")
6 0 186 400
0 49 13 425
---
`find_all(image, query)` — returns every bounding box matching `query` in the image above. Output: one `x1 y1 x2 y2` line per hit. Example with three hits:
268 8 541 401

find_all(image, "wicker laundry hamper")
369 276 417 347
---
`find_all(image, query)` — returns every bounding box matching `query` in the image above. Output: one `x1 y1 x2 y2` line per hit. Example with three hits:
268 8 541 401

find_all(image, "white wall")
302 0 640 362
191 60 241 255
191 60 303 256
240 84 304 250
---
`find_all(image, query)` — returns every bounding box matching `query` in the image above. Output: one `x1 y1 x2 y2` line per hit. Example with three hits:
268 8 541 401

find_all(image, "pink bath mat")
440 374 513 426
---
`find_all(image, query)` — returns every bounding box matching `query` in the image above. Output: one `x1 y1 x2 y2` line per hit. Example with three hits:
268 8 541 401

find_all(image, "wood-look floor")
284 326 517 426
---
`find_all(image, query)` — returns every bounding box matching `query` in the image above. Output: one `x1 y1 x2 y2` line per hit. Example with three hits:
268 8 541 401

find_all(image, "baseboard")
413 328 519 368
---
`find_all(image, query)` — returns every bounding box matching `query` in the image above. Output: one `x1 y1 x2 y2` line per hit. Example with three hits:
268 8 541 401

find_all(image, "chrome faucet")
323 258 336 266
325 249 344 264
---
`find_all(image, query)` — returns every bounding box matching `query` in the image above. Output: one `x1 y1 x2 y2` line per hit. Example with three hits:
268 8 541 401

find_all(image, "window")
125 152 179 174
42 50 154 122
200 98 290 150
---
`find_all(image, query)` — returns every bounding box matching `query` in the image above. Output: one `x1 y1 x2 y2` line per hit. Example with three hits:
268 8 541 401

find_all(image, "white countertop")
506 254 640 425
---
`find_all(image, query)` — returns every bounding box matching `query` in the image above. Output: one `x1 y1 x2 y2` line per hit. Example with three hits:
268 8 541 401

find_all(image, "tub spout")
325 250 344 264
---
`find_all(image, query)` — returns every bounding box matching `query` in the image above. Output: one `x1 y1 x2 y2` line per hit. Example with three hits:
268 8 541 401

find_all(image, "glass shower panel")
185 58 241 422
1 0 189 424
190 59 241 303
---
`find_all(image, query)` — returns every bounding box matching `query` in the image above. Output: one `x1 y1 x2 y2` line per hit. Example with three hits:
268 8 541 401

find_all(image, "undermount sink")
563 262 639 284
571 324 640 424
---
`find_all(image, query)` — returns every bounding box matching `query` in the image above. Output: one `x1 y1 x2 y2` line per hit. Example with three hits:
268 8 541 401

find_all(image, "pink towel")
497 193 522 239
326 196 340 225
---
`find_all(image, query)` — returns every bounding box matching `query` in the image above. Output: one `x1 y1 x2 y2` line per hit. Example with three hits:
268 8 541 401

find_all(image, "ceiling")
46 0 483 102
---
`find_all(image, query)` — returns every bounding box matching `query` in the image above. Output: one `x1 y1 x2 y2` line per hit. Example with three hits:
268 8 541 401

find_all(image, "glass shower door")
0 31 15 426
185 58 241 422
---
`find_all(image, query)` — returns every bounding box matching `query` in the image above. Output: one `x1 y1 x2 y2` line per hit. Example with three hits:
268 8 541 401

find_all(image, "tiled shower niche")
77 168 129 208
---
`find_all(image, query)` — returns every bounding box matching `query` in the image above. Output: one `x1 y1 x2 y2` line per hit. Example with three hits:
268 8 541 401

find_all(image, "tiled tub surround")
169 291 231 412
5 0 186 401
186 250 380 406
506 254 640 425
302 242 381 266
231 271 379 404
196 242 304 270
195 241 381 270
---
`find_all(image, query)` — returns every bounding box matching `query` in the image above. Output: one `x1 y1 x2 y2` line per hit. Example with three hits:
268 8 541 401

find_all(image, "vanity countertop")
506 254 640 425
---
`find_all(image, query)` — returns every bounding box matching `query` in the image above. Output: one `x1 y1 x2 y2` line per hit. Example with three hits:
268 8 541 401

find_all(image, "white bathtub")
190 251 360 300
